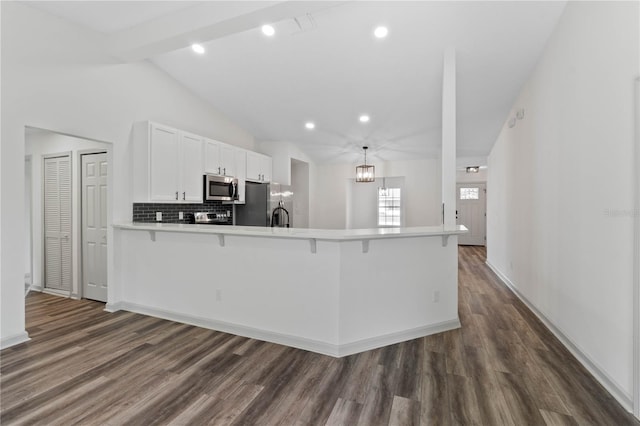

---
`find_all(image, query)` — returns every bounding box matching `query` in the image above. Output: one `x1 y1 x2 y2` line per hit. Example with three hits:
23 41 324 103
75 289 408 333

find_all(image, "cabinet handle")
183 192 186 200
223 168 226 175
218 167 221 175
175 191 179 200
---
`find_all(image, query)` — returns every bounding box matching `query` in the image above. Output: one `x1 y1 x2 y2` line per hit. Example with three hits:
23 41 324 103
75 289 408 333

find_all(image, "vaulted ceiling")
26 1 567 163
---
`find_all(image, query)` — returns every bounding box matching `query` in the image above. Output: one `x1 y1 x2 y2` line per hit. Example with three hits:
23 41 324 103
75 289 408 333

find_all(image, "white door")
220 145 235 176
204 139 221 174
456 183 486 246
246 151 261 182
44 155 72 292
82 153 108 302
180 132 203 202
150 123 180 201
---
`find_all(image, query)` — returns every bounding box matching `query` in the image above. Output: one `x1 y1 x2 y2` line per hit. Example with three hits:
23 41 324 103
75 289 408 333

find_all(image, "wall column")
441 47 457 228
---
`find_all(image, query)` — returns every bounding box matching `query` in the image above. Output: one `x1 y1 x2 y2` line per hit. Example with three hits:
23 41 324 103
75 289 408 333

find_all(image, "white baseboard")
42 288 71 298
486 260 633 413
337 319 461 357
104 301 123 313
118 301 339 356
114 301 459 358
1 331 30 350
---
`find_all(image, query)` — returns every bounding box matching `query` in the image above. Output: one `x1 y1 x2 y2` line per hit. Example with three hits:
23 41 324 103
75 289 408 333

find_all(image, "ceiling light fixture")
262 24 275 36
359 115 370 123
356 146 375 183
305 122 315 130
374 26 388 39
466 166 480 173
191 44 205 54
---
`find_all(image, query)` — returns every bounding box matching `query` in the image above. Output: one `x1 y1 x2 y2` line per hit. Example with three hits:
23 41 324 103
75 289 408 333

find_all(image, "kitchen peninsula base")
111 224 466 357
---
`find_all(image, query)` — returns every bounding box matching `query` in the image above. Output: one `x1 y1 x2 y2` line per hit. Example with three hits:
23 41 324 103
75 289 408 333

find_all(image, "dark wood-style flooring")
1 246 637 425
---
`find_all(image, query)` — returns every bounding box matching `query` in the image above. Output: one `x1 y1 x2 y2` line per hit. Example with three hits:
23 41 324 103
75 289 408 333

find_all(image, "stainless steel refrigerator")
235 182 293 227
235 182 270 226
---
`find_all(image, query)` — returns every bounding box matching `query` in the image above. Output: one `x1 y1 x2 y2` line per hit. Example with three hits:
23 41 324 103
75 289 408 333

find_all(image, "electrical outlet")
432 290 440 303
155 212 162 222
178 212 184 220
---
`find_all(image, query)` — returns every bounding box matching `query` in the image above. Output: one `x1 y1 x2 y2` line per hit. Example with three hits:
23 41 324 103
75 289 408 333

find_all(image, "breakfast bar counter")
111 223 467 357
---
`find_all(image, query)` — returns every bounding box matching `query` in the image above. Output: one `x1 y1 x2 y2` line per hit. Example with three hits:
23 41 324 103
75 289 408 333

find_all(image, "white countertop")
113 222 468 242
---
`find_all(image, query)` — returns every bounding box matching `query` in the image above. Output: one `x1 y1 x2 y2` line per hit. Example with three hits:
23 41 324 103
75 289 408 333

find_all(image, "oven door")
204 175 238 201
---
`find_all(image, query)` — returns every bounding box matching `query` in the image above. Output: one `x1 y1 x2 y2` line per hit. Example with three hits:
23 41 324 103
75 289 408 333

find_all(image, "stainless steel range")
193 212 230 225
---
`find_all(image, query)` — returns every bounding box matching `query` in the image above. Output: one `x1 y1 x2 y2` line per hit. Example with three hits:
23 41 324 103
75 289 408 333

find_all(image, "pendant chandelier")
355 146 375 182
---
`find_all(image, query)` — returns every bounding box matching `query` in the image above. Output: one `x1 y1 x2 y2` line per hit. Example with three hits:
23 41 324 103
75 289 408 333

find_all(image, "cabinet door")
261 155 272 183
246 151 262 182
180 132 203 202
220 145 235 176
234 149 247 204
150 124 180 201
204 139 221 174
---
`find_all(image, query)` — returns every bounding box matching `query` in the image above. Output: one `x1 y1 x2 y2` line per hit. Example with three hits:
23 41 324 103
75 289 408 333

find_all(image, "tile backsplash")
133 201 232 224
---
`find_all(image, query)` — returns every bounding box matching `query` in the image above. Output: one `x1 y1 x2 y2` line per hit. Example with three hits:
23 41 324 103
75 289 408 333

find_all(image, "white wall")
346 177 405 229
486 1 639 409
314 158 441 229
0 2 256 347
25 130 108 298
258 140 317 227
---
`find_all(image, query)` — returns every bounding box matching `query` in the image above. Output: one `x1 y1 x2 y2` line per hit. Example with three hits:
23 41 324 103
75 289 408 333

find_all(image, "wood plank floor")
1 246 638 425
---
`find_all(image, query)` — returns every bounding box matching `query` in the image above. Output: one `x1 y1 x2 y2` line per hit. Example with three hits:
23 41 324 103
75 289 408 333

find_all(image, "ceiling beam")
107 1 347 62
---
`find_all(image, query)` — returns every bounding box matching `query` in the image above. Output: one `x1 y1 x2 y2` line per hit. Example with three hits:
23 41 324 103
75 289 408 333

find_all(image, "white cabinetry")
234 149 247 204
204 139 236 177
133 122 203 203
180 132 204 202
133 121 271 204
246 151 272 183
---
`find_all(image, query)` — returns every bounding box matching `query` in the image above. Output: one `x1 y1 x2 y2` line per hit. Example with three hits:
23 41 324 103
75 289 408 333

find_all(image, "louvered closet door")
44 155 72 292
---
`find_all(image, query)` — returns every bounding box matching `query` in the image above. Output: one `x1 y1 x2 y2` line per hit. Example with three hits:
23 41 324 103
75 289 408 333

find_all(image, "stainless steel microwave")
203 174 238 201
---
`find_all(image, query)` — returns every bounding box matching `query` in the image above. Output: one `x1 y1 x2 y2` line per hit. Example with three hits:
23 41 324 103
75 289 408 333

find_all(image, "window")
459 187 479 200
378 187 401 226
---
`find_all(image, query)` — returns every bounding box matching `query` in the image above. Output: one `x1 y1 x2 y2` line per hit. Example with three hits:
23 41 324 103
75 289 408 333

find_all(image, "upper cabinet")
133 122 203 203
180 131 204 203
133 121 271 204
246 151 272 183
204 139 236 177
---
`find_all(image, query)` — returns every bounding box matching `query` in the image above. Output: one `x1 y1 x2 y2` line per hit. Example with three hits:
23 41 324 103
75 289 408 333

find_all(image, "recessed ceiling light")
262 25 275 36
359 115 370 123
305 122 315 130
374 26 388 39
191 43 205 54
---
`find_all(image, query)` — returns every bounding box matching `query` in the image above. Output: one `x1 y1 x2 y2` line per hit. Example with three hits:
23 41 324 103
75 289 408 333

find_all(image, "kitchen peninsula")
110 223 467 357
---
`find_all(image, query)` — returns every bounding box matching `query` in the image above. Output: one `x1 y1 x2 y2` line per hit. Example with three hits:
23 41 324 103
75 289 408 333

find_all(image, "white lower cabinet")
133 122 203 203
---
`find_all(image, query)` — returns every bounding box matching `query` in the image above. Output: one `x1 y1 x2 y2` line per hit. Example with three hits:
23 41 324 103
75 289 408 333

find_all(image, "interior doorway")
25 127 111 302
456 183 487 246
